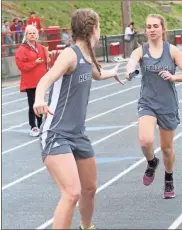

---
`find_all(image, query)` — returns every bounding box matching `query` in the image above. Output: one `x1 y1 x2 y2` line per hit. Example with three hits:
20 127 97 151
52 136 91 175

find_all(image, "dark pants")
26 88 42 129
124 39 134 58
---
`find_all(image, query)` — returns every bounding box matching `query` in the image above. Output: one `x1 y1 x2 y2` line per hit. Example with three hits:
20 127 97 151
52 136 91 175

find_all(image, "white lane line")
2 85 19 91
2 66 127 103
2 139 39 155
2 98 137 133
4 123 182 134
87 100 137 122
89 85 140 104
2 82 119 105
36 132 182 229
2 65 127 97
2 107 28 117
2 75 124 106
91 82 118 91
2 91 20 97
2 83 140 117
2 79 182 117
2 121 138 191
2 67 181 93
2 98 182 154
2 92 49 106
2 166 46 190
2 97 27 105
2 122 29 132
168 213 182 229
2 81 182 131
2 99 138 155
2 167 47 190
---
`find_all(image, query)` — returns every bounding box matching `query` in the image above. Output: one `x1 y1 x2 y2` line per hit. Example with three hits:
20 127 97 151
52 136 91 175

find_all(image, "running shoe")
163 180 176 199
79 222 95 230
29 127 40 137
143 158 159 186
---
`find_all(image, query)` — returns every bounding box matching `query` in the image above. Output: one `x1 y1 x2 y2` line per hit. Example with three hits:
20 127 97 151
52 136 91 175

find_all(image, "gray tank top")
42 45 92 136
138 41 179 114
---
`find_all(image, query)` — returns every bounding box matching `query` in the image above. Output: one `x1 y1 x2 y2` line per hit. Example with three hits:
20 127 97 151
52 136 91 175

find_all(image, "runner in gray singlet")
40 44 95 162
138 40 180 130
125 14 182 200
33 8 122 230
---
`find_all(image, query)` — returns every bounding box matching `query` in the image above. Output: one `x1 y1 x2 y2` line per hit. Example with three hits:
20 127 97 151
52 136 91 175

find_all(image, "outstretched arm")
125 46 142 81
92 63 124 84
34 47 77 117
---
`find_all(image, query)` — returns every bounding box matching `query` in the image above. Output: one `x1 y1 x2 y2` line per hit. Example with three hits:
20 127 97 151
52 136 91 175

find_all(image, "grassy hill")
2 1 182 35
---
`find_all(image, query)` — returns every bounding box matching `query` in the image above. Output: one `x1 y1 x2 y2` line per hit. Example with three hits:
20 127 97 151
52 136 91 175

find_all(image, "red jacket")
22 25 26 31
15 42 47 92
26 17 41 30
10 23 18 32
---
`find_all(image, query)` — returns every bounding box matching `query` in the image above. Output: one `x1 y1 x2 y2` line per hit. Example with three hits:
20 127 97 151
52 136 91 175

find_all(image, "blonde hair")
146 14 167 40
22 25 39 43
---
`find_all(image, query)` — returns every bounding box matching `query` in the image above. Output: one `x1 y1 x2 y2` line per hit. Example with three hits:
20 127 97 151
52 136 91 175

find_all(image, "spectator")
16 20 24 43
2 20 14 55
10 18 18 30
124 22 136 57
26 11 42 31
15 25 48 137
10 18 20 43
22 19 27 31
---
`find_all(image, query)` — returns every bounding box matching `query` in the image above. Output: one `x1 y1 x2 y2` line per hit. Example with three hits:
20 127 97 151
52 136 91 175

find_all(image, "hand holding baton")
122 70 140 83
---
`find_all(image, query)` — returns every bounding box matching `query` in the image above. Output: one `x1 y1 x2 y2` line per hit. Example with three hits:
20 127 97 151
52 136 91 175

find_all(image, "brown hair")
146 14 167 40
71 8 101 74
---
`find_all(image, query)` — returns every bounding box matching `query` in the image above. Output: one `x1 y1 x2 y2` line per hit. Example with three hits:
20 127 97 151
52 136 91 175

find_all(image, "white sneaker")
29 127 40 137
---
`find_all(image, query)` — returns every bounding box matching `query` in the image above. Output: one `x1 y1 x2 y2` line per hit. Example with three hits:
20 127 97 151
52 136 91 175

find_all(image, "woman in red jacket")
15 25 48 137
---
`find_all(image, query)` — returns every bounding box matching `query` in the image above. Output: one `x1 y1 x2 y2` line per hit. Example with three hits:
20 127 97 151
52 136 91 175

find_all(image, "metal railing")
1 29 182 59
100 29 182 62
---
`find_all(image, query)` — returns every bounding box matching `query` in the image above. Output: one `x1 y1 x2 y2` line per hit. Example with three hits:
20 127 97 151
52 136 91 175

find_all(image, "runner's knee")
161 145 173 156
139 137 153 149
63 185 81 204
81 183 97 196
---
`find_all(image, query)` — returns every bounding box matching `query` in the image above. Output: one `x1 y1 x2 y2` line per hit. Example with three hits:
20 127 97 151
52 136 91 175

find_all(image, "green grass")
170 2 182 19
3 1 182 35
131 2 182 31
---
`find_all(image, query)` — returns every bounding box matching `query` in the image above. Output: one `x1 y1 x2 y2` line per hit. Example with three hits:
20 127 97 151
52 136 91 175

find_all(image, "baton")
122 70 140 83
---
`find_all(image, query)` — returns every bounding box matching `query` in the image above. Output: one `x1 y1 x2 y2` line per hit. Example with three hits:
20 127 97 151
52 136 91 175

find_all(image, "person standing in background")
2 20 14 55
16 20 25 43
15 25 48 137
10 18 19 43
27 12 42 31
124 22 135 58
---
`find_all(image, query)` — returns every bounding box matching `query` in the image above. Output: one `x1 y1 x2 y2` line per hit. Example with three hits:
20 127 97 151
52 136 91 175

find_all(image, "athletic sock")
165 171 173 181
148 156 158 167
